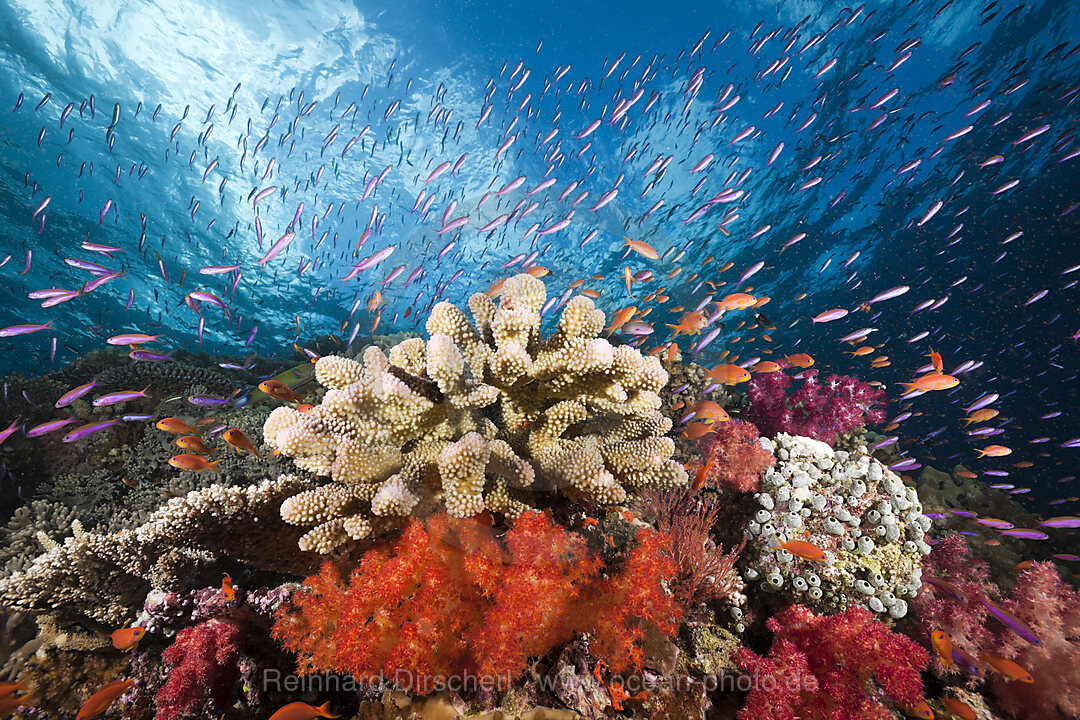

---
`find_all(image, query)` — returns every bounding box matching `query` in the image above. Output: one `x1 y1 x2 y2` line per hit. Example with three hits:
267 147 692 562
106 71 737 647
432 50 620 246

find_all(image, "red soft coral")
273 511 682 692
736 605 928 720
986 562 1080 720
908 533 998 677
155 618 242 720
744 368 886 446
696 419 774 493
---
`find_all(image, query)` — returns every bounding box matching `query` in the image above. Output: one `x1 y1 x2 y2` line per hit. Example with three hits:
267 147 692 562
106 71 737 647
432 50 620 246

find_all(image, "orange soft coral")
696 420 774 493
273 511 682 691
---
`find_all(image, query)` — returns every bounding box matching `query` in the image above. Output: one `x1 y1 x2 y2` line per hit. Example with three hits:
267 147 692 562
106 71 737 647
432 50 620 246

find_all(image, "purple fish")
27 418 78 437
983 599 1041 645
93 387 151 406
62 419 121 443
56 380 98 407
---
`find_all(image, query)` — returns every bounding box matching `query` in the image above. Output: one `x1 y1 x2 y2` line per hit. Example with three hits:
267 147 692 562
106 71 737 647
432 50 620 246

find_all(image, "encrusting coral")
264 273 687 553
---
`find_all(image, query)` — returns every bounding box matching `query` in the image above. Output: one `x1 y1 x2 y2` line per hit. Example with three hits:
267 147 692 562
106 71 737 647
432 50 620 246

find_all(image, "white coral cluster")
264 273 686 553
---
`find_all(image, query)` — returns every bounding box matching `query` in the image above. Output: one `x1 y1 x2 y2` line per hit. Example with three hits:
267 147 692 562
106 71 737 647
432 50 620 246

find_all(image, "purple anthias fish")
982 598 1041 645
27 417 78 437
93 387 151 406
62 419 121 443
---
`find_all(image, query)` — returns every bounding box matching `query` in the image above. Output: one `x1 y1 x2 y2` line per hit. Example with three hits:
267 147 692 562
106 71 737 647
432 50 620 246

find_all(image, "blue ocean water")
0 0 1077 509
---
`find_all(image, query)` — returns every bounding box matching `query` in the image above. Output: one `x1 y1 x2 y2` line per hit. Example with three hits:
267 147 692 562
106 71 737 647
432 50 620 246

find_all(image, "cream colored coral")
264 273 687 551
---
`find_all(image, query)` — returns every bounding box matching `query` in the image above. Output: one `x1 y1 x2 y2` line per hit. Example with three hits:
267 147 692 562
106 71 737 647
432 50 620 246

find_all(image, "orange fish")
258 380 306 403
751 295 771 307
221 574 235 602
223 428 263 459
1013 560 1035 572
581 288 601 299
785 353 814 368
176 435 215 456
110 626 145 651
754 360 783 373
0 680 27 699
623 267 636 295
296 404 315 413
606 306 637 334
168 454 220 473
693 401 730 424
268 702 340 720
693 455 715 491
622 236 659 259
849 346 875 356
771 539 828 562
76 679 134 720
706 363 751 385
156 417 199 434
956 470 978 479
900 700 934 719
680 423 715 440
930 630 954 670
980 654 1033 683
666 311 707 338
486 278 505 297
367 290 383 312
900 373 960 392
524 265 549 278
927 348 944 373
941 696 977 719
718 292 756 311
976 445 1011 458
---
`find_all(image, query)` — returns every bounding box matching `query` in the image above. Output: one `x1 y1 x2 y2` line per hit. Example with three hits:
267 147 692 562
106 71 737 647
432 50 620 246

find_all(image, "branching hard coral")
273 511 681 691
640 487 745 608
0 475 314 624
156 618 242 720
744 368 886 446
986 562 1080 720
735 604 929 720
695 420 774 493
264 274 686 553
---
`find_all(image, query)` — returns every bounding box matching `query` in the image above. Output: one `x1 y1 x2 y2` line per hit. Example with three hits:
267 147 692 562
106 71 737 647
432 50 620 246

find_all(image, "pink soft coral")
696 420 775 493
744 368 886 445
156 617 242 720
986 562 1080 720
908 533 998 677
736 604 928 720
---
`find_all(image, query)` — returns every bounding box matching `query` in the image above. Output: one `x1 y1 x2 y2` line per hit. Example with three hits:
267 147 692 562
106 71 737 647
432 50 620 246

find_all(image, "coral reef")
735 604 929 720
744 368 886 446
0 476 315 624
743 433 931 616
695 419 774 493
264 273 686 553
273 511 681 690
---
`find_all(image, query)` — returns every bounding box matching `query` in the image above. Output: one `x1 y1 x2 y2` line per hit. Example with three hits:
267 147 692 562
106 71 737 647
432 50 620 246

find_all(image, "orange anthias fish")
693 401 730 424
706 363 752 385
693 454 715 491
76 679 134 720
680 423 715 440
980 654 1034 683
168 454 220 473
927 348 944 373
223 428 264 459
606 306 637 334
976 445 1012 458
156 417 199 434
622 236 659 259
258 380 306 403
524 265 549 278
176 435 215 456
221 574 236 602
623 266 634 295
900 373 960 392
963 408 999 426
785 353 814 368
718 292 756 311
930 630 954 670
849 346 875 356
941 696 977 719
267 701 340 720
772 539 828 562
754 360 783 373
666 311 707 338
900 699 934 719
110 626 146 651
367 290 383 312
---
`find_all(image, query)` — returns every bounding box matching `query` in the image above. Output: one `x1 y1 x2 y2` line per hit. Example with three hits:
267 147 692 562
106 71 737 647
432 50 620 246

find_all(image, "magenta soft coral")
986 562 1080 720
735 604 928 720
696 419 774 493
744 368 886 445
908 533 998 677
155 617 242 720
